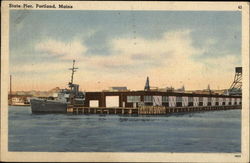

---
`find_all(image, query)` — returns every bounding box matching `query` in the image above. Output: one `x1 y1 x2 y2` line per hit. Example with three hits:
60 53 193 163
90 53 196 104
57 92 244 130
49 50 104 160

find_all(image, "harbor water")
8 106 241 152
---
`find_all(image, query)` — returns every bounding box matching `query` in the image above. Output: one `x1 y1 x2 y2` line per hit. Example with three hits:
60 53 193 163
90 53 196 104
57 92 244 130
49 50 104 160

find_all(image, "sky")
9 10 241 91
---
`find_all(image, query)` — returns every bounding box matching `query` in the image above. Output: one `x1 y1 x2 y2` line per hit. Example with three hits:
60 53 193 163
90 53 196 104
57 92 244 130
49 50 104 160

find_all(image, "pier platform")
67 105 241 115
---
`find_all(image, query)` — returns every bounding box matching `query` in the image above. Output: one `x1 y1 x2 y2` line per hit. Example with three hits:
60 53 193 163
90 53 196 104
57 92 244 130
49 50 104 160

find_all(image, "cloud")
35 38 87 60
34 29 199 63
19 29 239 91
33 29 220 76
84 29 203 71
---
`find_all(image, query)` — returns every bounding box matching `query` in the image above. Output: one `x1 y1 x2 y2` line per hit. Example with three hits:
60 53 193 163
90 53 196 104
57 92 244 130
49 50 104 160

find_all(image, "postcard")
1 1 249 162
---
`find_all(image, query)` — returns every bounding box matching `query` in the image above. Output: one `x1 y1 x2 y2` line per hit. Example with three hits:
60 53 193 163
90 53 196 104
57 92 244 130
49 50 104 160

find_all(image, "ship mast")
68 60 78 90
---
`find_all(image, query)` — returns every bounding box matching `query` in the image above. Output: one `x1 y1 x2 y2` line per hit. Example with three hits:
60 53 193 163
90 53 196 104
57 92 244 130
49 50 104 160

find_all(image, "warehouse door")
153 96 162 106
89 100 99 107
106 96 119 107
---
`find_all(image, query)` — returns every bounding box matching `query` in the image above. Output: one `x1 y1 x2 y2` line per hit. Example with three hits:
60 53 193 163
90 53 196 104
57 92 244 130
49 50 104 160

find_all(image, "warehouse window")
188 97 193 102
176 96 182 102
127 96 133 102
199 97 203 102
144 96 153 102
127 96 141 103
162 96 169 102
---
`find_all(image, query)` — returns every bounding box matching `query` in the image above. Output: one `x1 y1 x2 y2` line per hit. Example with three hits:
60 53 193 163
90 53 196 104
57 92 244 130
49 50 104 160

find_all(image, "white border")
1 1 249 162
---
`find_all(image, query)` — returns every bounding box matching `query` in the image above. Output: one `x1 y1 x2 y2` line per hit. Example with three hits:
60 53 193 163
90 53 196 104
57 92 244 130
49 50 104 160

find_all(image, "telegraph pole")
9 75 12 105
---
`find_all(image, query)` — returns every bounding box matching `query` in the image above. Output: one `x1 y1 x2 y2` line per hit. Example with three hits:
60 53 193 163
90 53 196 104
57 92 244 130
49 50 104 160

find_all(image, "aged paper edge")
1 1 249 162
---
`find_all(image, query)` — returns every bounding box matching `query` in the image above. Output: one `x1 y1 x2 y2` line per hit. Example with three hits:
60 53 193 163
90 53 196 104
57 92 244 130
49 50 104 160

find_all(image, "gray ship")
30 60 85 113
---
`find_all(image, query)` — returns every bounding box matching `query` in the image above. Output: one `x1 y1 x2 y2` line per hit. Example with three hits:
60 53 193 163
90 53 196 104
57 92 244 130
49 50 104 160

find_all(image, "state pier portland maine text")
9 3 73 9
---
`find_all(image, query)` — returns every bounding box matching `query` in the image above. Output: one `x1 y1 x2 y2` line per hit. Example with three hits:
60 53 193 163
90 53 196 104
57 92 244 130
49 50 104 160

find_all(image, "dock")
67 105 241 115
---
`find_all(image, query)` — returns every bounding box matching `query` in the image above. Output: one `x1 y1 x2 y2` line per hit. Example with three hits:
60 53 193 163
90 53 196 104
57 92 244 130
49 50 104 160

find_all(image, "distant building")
8 94 32 105
166 87 174 92
149 87 159 91
108 87 128 92
49 87 61 93
213 89 229 95
192 90 211 95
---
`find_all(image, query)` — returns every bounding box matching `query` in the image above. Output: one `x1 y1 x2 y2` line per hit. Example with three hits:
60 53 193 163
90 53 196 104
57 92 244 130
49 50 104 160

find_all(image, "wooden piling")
67 105 241 115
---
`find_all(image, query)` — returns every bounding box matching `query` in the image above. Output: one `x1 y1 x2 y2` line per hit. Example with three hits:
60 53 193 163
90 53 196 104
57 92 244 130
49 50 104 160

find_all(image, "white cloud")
15 29 239 91
84 29 203 71
35 38 87 60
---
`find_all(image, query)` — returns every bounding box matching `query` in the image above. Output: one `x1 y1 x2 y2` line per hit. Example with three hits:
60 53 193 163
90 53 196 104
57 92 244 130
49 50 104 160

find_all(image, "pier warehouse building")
83 76 241 109
84 91 241 108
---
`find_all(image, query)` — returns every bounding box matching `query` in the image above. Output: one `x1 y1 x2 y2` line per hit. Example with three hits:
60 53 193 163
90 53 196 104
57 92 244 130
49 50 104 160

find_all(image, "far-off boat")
30 60 85 113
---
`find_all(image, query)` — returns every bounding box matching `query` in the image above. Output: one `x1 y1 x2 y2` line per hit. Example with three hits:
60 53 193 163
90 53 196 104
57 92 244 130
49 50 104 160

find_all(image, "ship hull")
30 98 67 113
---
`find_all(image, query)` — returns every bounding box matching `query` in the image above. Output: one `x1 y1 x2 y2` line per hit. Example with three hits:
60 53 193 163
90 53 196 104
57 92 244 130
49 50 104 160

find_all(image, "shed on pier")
84 91 241 108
